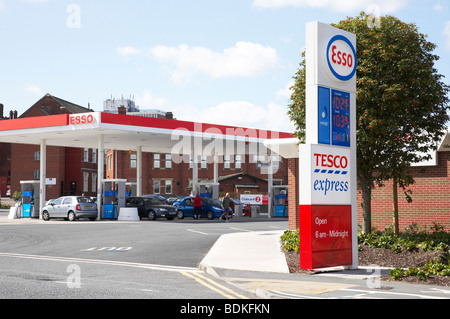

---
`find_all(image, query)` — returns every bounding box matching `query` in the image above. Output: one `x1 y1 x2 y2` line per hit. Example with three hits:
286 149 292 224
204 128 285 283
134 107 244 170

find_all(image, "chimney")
165 112 173 120
0 104 3 119
117 106 126 115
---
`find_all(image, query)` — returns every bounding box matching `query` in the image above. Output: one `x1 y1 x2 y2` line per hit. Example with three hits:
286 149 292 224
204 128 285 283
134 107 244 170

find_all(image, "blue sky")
0 0 449 133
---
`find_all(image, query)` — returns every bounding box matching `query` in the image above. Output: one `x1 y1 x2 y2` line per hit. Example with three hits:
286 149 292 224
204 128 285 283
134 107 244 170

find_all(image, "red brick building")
3 94 98 199
105 149 288 197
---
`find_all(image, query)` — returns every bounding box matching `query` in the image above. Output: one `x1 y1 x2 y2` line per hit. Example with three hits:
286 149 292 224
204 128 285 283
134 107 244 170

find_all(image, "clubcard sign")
300 22 357 270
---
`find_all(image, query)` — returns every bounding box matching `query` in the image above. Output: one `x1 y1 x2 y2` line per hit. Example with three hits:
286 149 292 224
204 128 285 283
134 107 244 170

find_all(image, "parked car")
42 196 97 221
142 194 169 205
126 196 177 220
176 196 231 220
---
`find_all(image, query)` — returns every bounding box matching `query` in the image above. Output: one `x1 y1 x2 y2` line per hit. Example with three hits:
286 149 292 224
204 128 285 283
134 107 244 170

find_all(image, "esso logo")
70 114 95 125
326 35 357 82
314 153 348 169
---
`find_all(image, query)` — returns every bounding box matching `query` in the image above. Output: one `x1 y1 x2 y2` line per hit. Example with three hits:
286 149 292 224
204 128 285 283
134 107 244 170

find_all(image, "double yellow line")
181 272 248 299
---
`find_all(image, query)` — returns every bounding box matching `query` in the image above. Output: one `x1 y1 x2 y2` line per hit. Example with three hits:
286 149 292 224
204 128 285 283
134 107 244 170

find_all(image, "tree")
288 13 450 234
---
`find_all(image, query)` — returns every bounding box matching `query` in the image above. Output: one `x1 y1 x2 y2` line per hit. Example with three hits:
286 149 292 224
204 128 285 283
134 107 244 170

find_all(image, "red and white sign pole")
299 22 358 269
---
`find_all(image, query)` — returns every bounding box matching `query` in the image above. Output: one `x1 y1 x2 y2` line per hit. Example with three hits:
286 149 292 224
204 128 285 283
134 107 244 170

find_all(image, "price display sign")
331 90 350 147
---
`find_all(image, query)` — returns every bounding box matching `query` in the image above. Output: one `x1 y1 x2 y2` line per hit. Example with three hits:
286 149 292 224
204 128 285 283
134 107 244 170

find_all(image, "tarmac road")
0 210 449 303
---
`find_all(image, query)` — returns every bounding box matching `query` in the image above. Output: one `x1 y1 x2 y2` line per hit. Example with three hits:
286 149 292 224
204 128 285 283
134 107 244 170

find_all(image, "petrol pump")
198 182 219 200
126 182 137 197
271 185 288 218
20 181 40 218
102 179 126 219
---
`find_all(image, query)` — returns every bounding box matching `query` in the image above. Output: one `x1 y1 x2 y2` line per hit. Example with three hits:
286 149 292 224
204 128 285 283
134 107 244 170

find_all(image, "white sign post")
299 22 358 270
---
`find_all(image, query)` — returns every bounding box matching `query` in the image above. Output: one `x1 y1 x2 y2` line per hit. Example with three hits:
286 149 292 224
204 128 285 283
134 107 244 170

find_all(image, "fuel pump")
272 185 288 217
20 181 40 218
198 182 219 200
102 179 126 219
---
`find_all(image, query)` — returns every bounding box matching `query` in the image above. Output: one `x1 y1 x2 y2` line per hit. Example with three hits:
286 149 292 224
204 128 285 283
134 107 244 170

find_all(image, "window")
130 153 137 168
165 180 172 194
235 155 242 169
201 156 207 169
154 154 160 169
63 197 73 205
92 149 97 164
224 155 231 169
153 179 160 194
83 172 89 193
34 151 40 161
83 148 89 162
34 169 40 179
92 173 97 193
165 154 172 169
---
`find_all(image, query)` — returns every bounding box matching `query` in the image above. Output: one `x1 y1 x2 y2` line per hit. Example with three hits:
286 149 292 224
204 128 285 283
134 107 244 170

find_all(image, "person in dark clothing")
220 193 231 222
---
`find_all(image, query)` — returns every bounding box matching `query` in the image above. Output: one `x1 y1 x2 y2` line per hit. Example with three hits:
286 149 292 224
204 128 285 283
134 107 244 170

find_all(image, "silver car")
42 196 97 221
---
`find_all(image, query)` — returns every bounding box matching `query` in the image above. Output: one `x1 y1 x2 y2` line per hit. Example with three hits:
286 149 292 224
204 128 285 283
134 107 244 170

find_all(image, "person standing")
220 193 231 222
193 194 202 220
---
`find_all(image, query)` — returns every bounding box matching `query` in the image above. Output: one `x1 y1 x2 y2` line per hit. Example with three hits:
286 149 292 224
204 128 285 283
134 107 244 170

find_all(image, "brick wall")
288 158 299 230
357 151 450 231
288 151 450 232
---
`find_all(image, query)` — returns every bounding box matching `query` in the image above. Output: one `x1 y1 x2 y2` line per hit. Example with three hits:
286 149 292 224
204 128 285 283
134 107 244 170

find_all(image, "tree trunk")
361 183 372 234
392 178 400 235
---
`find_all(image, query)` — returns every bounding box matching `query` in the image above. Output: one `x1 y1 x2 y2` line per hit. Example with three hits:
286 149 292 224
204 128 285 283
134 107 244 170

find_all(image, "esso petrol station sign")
326 35 357 82
300 22 357 270
69 113 99 126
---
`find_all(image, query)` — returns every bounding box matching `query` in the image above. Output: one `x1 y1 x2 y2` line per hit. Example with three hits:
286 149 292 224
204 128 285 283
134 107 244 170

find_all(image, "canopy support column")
39 139 46 220
97 134 104 220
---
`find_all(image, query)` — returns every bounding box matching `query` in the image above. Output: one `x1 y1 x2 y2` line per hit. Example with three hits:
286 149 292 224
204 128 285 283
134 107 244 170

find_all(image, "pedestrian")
193 194 202 220
220 193 231 222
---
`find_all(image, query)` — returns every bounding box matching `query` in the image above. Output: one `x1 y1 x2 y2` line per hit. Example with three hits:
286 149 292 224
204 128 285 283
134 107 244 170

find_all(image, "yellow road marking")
180 272 248 299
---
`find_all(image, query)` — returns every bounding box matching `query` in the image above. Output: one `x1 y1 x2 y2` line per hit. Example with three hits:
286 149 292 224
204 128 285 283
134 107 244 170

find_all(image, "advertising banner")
240 194 269 205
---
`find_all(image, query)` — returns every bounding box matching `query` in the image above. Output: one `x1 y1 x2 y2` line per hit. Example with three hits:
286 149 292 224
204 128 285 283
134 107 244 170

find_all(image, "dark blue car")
176 196 232 220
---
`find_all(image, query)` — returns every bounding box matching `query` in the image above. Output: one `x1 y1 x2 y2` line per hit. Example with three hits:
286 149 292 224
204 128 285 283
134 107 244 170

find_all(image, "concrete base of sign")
118 207 139 221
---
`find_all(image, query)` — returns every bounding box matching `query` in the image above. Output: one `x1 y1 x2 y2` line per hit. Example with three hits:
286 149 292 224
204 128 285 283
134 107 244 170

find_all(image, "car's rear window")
77 197 94 203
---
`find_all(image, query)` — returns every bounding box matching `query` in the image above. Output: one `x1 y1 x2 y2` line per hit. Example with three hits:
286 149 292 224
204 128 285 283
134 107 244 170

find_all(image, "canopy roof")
0 112 293 156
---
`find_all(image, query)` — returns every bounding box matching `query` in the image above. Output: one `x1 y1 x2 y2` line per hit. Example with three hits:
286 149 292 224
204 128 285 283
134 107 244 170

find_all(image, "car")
126 196 177 220
42 196 97 221
142 194 169 204
176 196 231 220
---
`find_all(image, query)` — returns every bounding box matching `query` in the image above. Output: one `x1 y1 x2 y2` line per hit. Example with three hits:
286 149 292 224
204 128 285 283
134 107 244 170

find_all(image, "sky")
0 0 449 133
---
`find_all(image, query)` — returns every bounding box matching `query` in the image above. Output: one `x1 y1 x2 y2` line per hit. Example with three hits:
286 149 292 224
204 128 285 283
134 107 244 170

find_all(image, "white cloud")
276 81 293 100
147 42 282 83
117 46 143 57
444 21 450 51
134 90 169 109
252 0 409 13
171 100 293 132
25 85 43 96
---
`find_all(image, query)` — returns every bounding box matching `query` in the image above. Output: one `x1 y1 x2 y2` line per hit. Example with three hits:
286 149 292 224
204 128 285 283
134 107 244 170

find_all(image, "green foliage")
281 230 300 253
287 12 450 233
358 223 449 282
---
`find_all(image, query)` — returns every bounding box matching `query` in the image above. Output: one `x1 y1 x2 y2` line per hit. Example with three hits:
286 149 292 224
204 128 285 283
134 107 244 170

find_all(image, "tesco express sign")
300 144 351 205
326 35 357 82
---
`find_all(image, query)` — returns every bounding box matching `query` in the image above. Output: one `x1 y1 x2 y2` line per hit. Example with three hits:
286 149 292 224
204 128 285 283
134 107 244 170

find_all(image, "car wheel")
42 211 50 221
206 211 214 220
68 211 77 221
177 210 184 219
147 210 156 220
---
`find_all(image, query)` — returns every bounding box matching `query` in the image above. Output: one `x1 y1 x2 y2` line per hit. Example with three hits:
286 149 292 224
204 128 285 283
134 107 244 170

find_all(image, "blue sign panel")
318 86 330 145
331 90 350 147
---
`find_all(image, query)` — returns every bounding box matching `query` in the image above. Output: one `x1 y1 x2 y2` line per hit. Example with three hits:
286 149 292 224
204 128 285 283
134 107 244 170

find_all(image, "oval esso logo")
326 35 357 82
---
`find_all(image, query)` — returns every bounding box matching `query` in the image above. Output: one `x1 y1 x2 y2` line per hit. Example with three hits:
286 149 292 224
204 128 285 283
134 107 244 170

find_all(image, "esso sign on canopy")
326 35 357 82
69 113 96 126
